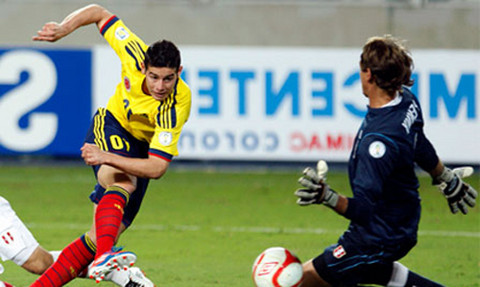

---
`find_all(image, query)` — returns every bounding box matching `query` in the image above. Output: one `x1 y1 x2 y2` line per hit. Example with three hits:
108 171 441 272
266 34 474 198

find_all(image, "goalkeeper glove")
435 166 478 214
294 160 339 208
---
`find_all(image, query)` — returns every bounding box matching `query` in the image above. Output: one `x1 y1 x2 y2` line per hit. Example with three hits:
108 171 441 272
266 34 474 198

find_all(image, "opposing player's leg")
0 196 56 275
21 246 57 275
301 259 331 287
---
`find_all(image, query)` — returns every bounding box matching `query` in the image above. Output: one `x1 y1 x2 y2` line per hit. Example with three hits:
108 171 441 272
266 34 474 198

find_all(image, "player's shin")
95 186 130 257
30 233 96 287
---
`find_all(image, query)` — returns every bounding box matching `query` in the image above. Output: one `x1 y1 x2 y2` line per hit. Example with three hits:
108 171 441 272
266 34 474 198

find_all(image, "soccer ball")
252 247 303 287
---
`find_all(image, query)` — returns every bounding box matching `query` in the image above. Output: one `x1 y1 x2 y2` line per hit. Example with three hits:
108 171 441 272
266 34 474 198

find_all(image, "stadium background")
0 1 479 286
0 0 479 167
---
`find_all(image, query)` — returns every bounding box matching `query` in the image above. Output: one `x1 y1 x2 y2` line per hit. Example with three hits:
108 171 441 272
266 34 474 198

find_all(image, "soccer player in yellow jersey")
31 3 191 286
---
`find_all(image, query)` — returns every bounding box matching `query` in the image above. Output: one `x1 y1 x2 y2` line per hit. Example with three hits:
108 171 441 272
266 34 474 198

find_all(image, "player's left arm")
81 143 169 179
414 130 477 214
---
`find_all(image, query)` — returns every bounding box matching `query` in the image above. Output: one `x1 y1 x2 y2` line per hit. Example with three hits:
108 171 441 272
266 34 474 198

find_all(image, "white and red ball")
252 247 303 287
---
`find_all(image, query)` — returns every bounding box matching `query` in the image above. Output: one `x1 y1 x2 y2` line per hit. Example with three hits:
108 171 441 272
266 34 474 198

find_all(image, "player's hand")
32 22 69 42
294 160 338 208
436 167 478 214
81 143 107 166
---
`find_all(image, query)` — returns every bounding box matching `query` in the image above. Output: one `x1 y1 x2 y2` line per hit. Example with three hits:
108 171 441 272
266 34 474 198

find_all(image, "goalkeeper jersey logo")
369 141 386 159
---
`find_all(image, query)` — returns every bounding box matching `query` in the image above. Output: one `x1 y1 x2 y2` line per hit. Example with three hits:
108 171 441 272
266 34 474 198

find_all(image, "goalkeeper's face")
142 65 183 101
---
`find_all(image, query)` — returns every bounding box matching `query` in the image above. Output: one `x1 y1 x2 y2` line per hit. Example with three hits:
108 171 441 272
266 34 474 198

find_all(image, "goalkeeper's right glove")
435 166 478 214
294 161 339 208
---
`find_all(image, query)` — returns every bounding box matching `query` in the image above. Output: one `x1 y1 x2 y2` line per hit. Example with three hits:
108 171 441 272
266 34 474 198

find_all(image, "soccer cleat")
124 267 155 287
88 249 137 283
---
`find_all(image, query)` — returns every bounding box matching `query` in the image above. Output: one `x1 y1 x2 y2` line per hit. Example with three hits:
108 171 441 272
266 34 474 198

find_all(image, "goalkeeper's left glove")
294 162 338 208
435 166 478 214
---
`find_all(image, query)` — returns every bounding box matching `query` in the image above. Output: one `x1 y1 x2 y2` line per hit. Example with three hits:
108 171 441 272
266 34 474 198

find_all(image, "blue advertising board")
0 48 92 156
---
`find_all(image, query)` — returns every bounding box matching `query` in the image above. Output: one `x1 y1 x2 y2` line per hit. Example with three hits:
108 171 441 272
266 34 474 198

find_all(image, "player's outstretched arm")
430 161 477 214
294 160 348 214
32 4 113 42
81 143 169 179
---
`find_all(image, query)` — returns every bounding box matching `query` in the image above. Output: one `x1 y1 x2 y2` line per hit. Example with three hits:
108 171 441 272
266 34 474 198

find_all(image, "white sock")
387 261 409 287
49 250 61 262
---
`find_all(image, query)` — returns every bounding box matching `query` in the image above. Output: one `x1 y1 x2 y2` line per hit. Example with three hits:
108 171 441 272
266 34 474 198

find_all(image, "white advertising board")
93 46 480 164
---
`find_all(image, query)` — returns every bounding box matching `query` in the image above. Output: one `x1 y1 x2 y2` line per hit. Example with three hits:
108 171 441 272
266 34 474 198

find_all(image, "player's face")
143 66 182 101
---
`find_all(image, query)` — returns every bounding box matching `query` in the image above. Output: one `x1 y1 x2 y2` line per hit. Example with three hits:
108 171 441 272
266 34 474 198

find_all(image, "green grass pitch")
0 164 478 286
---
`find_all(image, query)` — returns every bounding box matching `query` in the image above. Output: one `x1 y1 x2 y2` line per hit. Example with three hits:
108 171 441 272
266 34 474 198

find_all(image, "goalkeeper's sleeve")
414 131 439 172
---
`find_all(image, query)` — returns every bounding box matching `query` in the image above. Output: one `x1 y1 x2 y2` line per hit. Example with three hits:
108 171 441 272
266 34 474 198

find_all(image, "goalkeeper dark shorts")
312 240 413 286
85 108 150 227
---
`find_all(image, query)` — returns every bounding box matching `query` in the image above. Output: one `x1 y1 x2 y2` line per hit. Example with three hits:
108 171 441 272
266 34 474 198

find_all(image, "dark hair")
360 35 414 95
144 40 181 71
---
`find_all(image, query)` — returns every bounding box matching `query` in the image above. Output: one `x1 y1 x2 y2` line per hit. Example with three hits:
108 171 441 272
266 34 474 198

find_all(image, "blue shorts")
312 238 414 286
84 108 150 227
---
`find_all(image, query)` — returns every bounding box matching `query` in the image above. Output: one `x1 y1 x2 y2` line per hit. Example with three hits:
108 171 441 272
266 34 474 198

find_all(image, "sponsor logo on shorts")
333 245 346 259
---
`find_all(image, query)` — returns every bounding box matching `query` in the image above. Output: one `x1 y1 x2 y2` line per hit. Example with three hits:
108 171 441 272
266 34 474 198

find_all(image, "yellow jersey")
100 16 191 161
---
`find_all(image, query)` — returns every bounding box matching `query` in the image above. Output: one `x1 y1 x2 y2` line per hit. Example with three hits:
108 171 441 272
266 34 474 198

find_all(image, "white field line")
25 223 480 238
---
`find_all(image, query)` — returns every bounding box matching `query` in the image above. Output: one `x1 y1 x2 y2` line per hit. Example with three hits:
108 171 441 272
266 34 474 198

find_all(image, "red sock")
95 186 129 258
30 233 96 287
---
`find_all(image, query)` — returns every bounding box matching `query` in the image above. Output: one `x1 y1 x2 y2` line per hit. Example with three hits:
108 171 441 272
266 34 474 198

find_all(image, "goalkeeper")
294 35 477 287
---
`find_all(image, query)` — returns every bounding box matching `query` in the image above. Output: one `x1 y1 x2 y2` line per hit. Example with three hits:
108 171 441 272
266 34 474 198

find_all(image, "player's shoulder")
102 17 147 48
175 78 192 101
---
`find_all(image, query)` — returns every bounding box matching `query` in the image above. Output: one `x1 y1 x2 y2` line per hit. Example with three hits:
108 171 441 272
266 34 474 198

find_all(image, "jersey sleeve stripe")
125 40 145 71
148 150 173 162
170 97 177 128
93 108 109 151
125 44 142 71
157 98 169 129
128 40 146 59
100 16 119 36
156 88 178 129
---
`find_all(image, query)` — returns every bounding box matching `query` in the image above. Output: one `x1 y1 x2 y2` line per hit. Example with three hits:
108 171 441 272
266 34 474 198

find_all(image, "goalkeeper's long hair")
144 39 181 71
360 35 414 96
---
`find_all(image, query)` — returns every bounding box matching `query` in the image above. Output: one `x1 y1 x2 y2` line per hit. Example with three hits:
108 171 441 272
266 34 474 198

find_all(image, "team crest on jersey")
368 141 386 158
115 27 130 40
124 76 131 92
333 245 346 259
159 131 173 146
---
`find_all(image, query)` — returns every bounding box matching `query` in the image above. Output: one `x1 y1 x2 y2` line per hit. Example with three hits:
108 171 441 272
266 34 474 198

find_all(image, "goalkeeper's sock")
405 271 444 287
95 186 129 258
30 233 96 287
